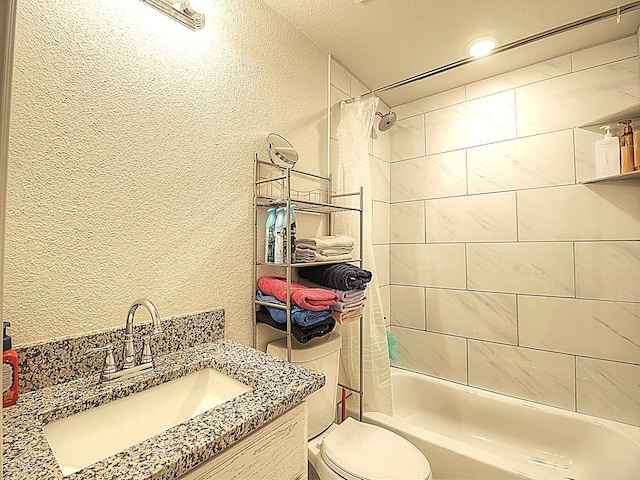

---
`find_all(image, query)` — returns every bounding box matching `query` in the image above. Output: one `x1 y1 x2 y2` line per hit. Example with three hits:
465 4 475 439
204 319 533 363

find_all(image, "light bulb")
469 39 496 57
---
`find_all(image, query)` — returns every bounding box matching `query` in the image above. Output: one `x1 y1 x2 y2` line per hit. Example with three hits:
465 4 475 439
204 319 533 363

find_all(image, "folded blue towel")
256 290 333 327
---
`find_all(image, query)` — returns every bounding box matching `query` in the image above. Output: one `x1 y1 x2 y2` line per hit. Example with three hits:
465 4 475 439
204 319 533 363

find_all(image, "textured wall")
388 35 640 427
4 0 327 345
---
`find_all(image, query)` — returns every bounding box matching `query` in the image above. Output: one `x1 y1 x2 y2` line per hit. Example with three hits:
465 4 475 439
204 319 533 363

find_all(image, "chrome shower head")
375 111 397 132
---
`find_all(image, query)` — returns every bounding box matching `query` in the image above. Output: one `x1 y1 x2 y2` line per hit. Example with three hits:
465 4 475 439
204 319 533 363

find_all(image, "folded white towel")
294 247 352 263
296 235 354 250
315 247 353 255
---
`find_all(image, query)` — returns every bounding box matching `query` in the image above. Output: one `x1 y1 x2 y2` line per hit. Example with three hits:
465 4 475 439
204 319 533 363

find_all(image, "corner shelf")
578 101 640 184
580 170 640 184
578 102 640 133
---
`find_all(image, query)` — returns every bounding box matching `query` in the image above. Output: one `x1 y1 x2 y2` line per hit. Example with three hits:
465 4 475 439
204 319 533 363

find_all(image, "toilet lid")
320 418 431 480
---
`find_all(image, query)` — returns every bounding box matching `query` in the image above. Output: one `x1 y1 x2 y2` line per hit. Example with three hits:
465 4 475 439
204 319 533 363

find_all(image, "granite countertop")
2 338 324 479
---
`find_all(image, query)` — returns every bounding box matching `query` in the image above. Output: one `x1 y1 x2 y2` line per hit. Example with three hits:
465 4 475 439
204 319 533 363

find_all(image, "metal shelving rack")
253 154 365 420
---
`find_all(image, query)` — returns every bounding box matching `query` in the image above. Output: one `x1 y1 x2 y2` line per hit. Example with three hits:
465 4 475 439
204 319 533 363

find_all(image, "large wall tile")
571 35 638 72
390 151 466 202
381 285 390 327
577 358 640 427
467 130 575 194
391 327 467 383
466 55 571 100
467 242 575 296
372 201 390 245
516 58 640 137
427 289 517 344
468 341 575 410
330 137 340 190
372 244 389 286
575 242 640 302
390 201 425 244
371 126 391 163
518 184 640 241
574 127 603 183
394 87 465 120
426 90 516 155
391 244 466 288
390 285 426 329
426 192 516 242
370 155 390 203
391 115 426 161
519 296 640 364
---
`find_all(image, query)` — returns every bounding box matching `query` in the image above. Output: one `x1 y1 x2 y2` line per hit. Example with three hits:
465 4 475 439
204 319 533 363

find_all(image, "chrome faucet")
87 298 164 384
123 298 163 369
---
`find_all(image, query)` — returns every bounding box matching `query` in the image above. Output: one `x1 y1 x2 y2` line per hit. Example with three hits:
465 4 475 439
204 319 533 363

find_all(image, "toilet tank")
267 332 341 439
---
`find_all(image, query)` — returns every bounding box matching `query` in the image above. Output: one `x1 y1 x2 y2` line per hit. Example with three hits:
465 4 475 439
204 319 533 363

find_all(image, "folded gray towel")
333 299 366 312
298 278 366 302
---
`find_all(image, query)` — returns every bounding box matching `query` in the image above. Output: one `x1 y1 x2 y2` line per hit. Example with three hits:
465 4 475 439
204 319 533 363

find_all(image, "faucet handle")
86 344 117 375
140 335 153 365
140 332 164 365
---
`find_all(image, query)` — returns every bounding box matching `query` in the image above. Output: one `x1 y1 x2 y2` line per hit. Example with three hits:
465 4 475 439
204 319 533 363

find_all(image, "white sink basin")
42 368 252 476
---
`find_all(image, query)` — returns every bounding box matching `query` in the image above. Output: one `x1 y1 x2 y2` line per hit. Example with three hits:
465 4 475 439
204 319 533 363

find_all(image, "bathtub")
363 368 640 480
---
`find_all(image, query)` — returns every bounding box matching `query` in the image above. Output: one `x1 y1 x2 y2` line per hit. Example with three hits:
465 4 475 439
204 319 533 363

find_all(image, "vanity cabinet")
179 401 308 480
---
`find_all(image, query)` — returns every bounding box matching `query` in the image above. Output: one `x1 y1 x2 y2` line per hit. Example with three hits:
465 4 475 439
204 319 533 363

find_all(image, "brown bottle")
634 128 640 171
618 120 634 173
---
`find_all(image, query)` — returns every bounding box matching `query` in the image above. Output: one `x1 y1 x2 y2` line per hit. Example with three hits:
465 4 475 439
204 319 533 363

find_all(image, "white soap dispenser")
595 125 620 178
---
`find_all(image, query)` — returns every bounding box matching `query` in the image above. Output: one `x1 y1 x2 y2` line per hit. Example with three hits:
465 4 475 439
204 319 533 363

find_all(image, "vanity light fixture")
468 39 496 57
140 0 205 30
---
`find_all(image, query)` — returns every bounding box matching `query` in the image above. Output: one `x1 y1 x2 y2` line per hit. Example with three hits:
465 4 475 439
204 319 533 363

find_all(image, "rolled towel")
257 276 339 311
298 279 366 302
256 308 335 344
256 290 333 327
296 235 354 250
298 263 372 291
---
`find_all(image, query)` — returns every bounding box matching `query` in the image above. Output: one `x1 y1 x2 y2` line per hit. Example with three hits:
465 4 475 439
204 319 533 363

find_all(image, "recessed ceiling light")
468 39 496 57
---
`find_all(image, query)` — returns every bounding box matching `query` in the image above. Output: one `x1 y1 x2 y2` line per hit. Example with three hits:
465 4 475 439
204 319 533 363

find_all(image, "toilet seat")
320 418 431 480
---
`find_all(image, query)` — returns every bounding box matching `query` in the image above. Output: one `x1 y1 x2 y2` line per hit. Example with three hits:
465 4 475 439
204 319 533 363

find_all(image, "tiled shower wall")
389 35 640 427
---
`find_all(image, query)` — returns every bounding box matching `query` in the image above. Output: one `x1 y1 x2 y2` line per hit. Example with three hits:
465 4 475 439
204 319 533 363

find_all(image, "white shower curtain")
334 96 392 415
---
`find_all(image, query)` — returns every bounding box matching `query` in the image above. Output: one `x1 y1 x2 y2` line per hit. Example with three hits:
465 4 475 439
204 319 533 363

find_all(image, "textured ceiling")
262 0 640 106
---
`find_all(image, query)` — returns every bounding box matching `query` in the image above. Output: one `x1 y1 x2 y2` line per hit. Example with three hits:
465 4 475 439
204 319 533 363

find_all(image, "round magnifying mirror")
267 133 298 169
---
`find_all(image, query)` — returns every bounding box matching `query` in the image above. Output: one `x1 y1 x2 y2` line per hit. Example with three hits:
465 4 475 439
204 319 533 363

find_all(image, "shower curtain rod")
349 1 640 100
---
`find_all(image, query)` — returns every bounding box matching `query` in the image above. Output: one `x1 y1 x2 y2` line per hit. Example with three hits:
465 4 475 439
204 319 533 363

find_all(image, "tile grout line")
573 242 577 299
515 294 520 347
573 355 578 413
466 338 470 385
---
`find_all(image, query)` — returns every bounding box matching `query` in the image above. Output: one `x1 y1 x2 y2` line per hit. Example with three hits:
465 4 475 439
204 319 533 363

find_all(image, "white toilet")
267 332 432 480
